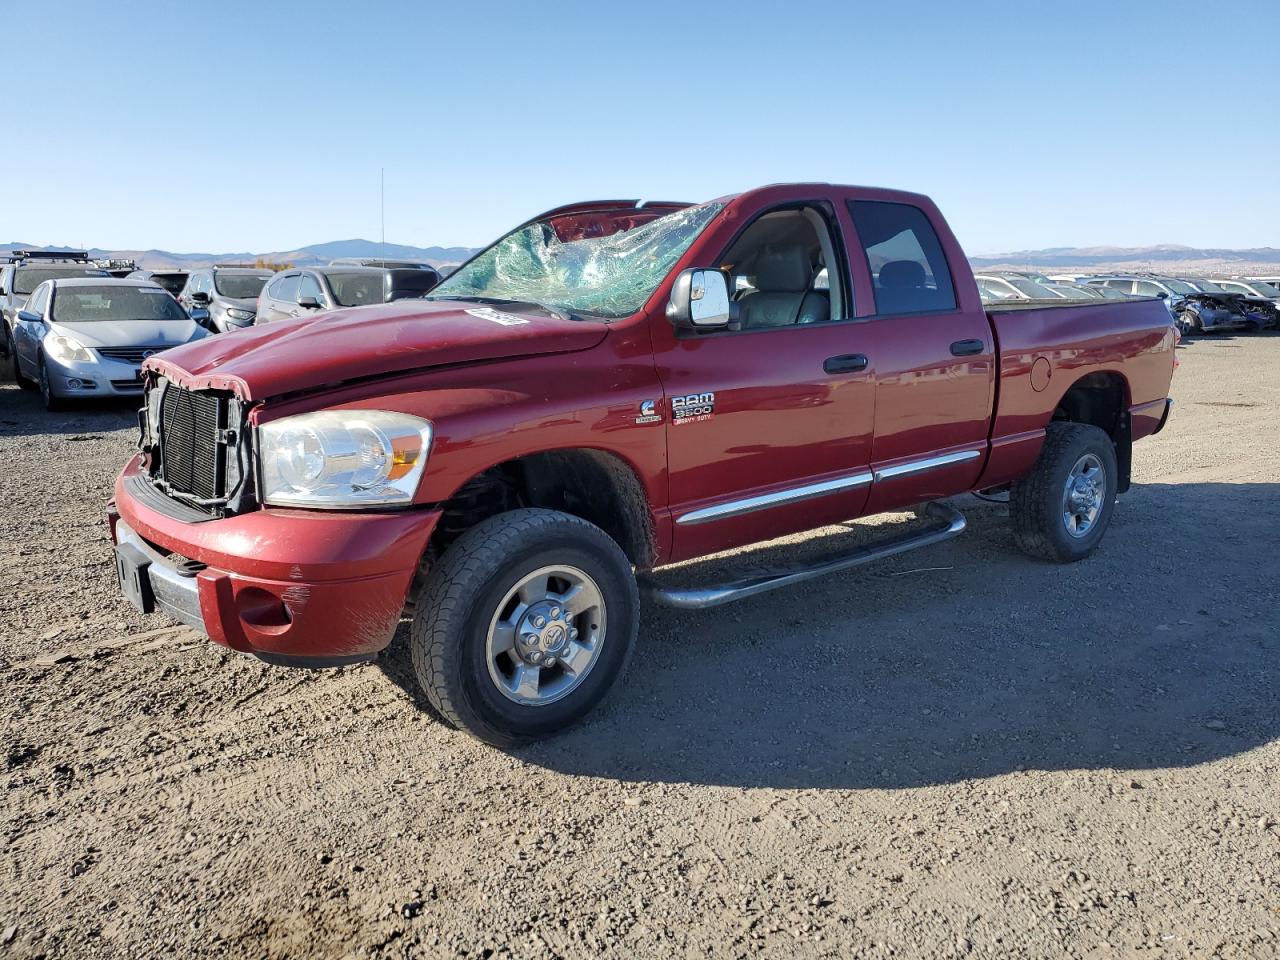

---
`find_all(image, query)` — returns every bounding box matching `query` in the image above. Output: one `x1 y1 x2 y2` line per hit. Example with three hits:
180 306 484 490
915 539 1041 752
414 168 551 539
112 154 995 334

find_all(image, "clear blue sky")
9 0 1277 254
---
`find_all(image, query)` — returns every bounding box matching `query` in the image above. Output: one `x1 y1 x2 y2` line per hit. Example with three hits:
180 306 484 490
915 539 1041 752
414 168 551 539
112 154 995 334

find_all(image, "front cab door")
652 196 876 561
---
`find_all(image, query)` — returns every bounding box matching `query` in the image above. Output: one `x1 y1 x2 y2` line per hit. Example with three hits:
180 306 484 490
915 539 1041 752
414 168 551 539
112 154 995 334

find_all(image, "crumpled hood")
52 318 206 350
144 300 608 400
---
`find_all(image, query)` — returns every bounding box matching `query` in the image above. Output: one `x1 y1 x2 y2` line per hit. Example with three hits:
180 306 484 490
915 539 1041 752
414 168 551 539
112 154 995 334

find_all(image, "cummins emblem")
672 392 715 424
634 400 661 425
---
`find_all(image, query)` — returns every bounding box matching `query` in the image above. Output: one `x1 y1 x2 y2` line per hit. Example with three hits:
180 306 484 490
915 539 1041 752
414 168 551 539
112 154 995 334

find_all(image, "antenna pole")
380 167 386 262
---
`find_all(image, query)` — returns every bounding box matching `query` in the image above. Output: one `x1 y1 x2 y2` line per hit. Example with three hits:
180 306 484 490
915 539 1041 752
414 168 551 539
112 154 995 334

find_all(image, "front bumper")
45 352 146 398
109 455 441 663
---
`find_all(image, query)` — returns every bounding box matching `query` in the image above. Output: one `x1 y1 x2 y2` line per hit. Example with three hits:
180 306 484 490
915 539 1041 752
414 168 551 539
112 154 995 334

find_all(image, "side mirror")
16 309 40 323
667 268 734 331
190 291 211 306
189 307 211 325
298 295 322 310
1156 292 1169 299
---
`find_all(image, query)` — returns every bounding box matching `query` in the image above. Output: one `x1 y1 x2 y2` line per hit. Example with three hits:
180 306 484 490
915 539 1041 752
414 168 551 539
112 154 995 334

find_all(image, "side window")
191 273 209 295
298 274 323 303
27 284 50 315
1133 281 1163 297
849 200 957 316
713 205 845 330
1217 281 1247 294
270 273 300 303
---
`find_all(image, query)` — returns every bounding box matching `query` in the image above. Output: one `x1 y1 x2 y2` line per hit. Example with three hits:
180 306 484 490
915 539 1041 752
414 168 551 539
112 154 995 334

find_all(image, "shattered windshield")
427 202 724 319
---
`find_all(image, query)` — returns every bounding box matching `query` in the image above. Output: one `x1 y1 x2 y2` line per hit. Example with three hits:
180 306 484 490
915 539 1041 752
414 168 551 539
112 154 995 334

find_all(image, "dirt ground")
2 334 1277 960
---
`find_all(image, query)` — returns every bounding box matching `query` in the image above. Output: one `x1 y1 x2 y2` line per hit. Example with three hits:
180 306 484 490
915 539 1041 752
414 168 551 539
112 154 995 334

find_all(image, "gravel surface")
2 334 1277 959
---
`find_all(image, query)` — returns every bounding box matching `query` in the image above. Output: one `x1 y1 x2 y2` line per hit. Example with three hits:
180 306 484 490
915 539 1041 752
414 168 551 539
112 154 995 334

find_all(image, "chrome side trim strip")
873 449 982 482
675 471 874 526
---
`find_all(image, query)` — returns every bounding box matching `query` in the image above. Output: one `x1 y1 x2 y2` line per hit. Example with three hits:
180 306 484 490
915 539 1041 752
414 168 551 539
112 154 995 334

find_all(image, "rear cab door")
259 272 300 324
837 190 996 513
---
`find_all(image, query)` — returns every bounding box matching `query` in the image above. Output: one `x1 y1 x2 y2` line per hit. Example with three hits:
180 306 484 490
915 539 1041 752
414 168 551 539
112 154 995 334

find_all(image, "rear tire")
410 508 638 747
1011 423 1118 563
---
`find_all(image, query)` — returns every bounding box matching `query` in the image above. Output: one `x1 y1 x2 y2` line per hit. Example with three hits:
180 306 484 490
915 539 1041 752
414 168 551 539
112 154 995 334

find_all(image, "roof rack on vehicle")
5 249 93 263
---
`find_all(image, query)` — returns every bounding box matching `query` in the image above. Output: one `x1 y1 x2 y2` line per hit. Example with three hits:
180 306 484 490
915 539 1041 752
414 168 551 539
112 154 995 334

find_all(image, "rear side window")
849 200 956 316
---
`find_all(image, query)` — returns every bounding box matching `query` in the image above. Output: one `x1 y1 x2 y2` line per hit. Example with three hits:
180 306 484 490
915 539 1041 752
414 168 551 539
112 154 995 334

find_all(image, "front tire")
410 508 639 747
1010 423 1118 563
9 337 35 390
38 356 69 411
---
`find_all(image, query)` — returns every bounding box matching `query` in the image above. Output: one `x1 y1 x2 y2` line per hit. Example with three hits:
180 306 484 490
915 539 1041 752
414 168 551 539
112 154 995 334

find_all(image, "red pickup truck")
108 184 1175 745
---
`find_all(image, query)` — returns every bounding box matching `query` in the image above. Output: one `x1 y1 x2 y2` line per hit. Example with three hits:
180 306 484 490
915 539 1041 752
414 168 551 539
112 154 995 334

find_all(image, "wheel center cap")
543 624 565 651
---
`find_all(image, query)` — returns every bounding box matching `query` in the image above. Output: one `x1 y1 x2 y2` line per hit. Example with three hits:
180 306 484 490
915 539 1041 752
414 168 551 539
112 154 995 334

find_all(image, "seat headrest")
879 260 926 289
754 244 811 293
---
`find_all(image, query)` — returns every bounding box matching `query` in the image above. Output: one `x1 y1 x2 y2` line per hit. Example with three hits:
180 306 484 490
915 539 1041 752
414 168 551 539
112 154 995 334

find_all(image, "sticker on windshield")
466 306 529 327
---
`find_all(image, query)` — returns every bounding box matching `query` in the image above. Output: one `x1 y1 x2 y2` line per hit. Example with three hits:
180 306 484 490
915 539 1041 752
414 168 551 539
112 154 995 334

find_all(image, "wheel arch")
425 446 658 572
1048 369 1133 493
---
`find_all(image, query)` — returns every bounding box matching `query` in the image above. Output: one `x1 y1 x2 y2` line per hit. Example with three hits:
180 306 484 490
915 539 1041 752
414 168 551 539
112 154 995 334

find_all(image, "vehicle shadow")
381 482 1278 789
0 383 139 437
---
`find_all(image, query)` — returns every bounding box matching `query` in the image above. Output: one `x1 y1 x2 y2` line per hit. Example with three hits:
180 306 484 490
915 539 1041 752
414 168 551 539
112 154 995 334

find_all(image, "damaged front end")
133 372 257 522
1176 293 1250 333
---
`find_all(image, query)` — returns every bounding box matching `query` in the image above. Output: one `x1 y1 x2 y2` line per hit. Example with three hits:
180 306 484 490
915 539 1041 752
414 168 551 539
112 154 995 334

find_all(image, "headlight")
44 333 93 364
258 410 433 508
226 308 255 321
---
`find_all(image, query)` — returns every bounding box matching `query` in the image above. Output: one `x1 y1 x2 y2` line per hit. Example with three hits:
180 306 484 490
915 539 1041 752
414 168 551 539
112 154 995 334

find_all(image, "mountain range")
969 245 1280 274
0 239 479 271
5 240 1278 276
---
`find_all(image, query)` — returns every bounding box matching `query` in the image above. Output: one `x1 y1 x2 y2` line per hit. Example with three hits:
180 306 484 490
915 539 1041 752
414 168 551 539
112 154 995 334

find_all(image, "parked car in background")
974 272 1059 301
178 267 273 334
974 271 1095 302
331 257 441 280
95 258 138 278
1082 275 1244 335
1182 278 1276 331
127 269 189 300
110 182 1175 745
9 278 206 410
1 251 109 359
255 266 437 324
1172 278 1256 332
1215 278 1280 329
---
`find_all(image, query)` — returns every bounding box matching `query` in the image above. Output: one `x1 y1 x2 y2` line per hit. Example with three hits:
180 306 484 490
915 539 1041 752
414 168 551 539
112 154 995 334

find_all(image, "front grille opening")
145 380 248 516
160 385 227 501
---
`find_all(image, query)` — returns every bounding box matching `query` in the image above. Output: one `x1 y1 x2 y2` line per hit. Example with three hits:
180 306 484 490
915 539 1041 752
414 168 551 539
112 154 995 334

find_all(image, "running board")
640 502 967 610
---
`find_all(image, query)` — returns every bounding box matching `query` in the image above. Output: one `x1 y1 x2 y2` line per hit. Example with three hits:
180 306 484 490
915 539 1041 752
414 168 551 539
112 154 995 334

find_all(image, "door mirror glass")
667 268 733 331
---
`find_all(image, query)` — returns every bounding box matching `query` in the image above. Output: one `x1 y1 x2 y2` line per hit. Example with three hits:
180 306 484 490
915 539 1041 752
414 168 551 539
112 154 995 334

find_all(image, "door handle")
824 353 868 374
950 339 986 356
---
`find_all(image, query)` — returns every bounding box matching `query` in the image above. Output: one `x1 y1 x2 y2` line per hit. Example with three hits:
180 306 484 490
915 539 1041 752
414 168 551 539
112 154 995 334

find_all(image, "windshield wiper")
429 295 577 322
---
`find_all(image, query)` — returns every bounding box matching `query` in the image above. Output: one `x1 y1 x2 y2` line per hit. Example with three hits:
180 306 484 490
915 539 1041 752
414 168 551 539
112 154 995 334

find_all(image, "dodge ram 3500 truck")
107 184 1176 746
